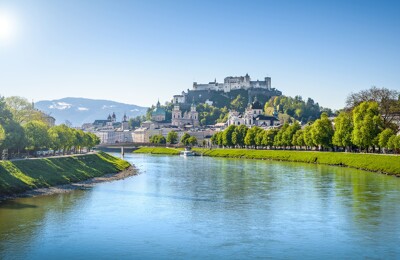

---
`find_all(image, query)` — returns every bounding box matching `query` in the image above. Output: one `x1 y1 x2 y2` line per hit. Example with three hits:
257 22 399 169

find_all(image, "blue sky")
0 0 399 109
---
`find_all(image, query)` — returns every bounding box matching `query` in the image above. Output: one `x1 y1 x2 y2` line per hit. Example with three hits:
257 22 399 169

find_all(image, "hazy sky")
0 0 399 109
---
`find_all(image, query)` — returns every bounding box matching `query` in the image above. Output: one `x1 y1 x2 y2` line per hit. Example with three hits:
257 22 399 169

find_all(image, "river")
1 154 400 259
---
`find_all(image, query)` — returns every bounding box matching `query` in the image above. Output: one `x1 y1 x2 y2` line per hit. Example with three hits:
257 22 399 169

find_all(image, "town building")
172 102 199 128
151 100 166 122
227 98 280 128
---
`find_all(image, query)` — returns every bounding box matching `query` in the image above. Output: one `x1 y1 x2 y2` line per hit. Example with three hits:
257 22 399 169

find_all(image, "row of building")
83 74 281 144
87 97 279 144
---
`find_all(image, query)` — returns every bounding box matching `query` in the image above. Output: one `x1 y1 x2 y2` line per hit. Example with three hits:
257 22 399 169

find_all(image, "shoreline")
133 147 400 176
0 166 137 201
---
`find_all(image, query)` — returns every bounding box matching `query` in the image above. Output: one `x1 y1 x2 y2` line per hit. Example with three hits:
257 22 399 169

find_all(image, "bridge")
95 143 173 153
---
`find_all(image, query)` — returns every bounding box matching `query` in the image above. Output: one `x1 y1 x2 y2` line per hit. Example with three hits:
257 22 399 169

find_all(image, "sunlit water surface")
1 154 400 259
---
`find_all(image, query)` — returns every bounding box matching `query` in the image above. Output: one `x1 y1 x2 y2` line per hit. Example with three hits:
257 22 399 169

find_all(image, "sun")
0 10 17 44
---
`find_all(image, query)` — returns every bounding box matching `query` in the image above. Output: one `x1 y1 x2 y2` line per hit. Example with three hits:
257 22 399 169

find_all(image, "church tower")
172 101 182 127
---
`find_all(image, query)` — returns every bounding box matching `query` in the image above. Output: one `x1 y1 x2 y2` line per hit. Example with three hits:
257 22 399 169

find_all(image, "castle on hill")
173 74 281 106
193 74 271 93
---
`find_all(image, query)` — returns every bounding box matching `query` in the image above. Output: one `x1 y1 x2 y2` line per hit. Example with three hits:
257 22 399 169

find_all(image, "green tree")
346 86 400 131
180 133 191 145
23 121 49 153
0 124 5 147
262 128 278 147
332 111 353 151
150 134 166 144
244 127 262 147
311 113 334 150
187 136 198 146
282 122 301 148
292 129 305 148
5 96 45 125
352 101 383 152
230 95 246 112
48 124 74 154
303 125 315 150
274 123 289 147
128 116 145 128
222 125 236 147
378 129 395 152
166 131 178 144
387 135 400 153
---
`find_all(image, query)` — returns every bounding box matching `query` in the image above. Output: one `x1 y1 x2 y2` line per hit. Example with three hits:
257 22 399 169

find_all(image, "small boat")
180 147 196 157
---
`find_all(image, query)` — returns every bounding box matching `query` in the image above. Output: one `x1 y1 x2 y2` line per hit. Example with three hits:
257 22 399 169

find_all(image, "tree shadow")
0 200 38 209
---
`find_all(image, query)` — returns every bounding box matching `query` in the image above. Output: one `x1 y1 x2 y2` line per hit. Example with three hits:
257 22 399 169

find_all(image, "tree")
180 133 191 145
244 127 262 147
274 123 289 147
303 125 315 150
187 136 198 146
262 128 278 148
255 130 265 147
129 116 144 128
166 131 178 144
378 129 395 152
0 124 5 147
230 95 246 112
292 129 305 148
332 111 353 151
2 120 26 154
233 125 248 147
23 121 49 153
346 86 400 131
222 125 236 147
352 101 383 152
48 124 74 154
5 96 44 125
282 122 301 148
150 134 166 144
311 113 334 150
387 135 400 153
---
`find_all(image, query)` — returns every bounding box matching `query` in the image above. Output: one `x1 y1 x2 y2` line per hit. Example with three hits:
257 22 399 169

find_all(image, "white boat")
180 150 196 157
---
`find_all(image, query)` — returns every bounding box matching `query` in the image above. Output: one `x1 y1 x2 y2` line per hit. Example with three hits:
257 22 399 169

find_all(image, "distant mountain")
35 97 148 126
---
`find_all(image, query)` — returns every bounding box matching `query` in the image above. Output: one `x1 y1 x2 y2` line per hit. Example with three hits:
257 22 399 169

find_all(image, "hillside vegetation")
0 152 130 196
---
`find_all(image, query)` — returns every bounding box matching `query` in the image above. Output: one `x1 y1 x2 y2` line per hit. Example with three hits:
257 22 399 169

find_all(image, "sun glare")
0 10 17 45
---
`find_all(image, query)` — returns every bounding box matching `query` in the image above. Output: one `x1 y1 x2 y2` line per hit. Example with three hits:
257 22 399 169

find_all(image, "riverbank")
133 147 181 155
134 147 400 176
0 152 133 199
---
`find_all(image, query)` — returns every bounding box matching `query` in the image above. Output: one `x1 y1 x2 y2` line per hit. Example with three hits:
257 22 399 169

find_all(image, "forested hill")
35 97 148 126
148 93 332 126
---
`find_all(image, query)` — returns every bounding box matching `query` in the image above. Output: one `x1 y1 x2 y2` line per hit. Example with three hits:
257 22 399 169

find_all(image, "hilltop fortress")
173 74 281 107
193 73 271 93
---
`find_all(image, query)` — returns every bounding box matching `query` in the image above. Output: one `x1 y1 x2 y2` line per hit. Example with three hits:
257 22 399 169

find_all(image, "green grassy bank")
191 148 400 176
133 147 181 155
0 152 131 196
134 146 400 176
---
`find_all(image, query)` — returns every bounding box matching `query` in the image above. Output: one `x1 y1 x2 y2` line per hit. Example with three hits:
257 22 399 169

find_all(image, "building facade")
171 102 199 127
193 74 272 93
227 98 279 127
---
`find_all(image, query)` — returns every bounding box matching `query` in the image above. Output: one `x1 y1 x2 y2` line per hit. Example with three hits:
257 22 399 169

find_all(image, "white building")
193 74 272 93
95 130 134 144
172 102 199 128
227 98 279 128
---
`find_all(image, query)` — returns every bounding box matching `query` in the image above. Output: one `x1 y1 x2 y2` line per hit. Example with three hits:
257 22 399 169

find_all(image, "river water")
1 154 400 259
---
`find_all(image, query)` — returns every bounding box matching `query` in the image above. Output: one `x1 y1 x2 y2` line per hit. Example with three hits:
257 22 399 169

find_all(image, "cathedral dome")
251 99 263 110
152 107 166 116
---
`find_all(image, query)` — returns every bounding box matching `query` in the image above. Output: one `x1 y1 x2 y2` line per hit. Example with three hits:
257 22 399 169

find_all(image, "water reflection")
1 154 400 259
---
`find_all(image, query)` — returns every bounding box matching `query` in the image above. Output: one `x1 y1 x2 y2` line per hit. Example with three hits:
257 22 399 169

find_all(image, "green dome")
152 107 166 116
